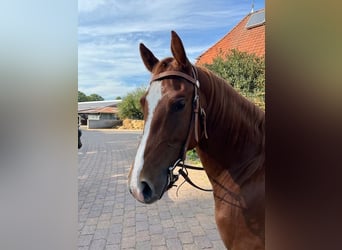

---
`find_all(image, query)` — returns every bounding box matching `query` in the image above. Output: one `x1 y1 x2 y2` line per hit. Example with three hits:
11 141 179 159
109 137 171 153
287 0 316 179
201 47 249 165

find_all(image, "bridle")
148 64 246 209
149 65 210 194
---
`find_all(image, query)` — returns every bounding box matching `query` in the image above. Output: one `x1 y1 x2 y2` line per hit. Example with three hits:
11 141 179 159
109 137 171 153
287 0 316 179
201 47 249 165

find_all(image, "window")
246 10 265 29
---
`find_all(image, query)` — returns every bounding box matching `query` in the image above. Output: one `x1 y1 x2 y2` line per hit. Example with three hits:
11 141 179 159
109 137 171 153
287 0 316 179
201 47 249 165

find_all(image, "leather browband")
150 70 198 86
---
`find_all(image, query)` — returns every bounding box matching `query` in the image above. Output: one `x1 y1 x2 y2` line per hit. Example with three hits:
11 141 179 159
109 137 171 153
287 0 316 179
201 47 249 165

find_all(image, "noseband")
149 65 209 193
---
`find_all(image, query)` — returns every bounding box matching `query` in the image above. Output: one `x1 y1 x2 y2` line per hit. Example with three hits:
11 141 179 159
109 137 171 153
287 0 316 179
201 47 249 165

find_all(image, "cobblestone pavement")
78 129 225 250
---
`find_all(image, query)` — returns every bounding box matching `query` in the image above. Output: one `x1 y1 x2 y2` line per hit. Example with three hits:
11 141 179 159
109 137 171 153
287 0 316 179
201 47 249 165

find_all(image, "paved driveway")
78 129 225 249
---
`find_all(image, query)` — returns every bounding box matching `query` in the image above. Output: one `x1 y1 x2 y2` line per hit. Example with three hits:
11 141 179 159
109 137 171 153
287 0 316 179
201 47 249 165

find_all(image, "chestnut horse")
128 31 264 250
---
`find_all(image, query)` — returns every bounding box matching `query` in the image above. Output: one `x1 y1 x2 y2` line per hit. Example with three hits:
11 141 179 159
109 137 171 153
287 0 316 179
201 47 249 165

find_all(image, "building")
78 100 122 129
196 9 265 66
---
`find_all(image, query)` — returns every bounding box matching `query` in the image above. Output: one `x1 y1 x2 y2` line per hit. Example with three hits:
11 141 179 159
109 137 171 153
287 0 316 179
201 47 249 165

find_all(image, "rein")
150 66 210 192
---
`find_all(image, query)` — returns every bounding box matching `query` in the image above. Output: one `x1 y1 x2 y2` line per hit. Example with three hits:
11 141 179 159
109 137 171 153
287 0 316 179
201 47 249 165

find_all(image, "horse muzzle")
129 178 162 204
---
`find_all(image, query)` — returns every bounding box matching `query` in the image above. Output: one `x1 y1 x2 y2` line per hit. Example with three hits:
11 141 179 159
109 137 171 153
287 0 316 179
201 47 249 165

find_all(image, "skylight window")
246 10 265 29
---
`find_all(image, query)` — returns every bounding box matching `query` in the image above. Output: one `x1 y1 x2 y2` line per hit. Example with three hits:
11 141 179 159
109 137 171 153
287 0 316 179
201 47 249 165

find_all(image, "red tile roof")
196 9 265 66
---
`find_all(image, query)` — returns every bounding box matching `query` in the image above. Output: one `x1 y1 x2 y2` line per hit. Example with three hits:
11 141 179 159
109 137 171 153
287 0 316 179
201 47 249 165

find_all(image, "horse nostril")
141 181 154 202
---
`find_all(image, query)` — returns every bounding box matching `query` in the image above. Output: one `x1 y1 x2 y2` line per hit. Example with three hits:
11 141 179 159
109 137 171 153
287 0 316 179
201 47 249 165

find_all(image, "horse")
78 128 82 149
128 31 265 250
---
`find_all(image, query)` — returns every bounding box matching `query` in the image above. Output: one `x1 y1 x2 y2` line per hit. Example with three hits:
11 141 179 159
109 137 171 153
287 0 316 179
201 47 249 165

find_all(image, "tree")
78 91 104 102
118 87 146 120
88 93 104 101
78 91 88 102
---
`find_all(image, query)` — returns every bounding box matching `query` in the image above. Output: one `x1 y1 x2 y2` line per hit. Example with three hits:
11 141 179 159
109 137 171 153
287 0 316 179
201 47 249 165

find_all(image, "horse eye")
171 99 185 112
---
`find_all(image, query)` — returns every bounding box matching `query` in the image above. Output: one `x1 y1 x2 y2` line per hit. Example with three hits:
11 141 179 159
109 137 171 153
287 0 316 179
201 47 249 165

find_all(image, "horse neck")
195 66 265 186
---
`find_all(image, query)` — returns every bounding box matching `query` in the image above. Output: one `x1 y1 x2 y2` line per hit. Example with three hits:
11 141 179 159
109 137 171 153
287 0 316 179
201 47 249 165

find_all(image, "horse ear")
171 30 190 68
140 43 159 72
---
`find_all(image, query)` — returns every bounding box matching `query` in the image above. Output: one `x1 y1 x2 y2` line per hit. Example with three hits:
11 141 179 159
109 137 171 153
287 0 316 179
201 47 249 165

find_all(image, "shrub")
118 87 146 120
204 49 265 110
186 149 202 165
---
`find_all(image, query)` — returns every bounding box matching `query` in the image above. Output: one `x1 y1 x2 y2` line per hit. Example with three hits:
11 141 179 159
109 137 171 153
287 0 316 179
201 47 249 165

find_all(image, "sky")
78 0 265 100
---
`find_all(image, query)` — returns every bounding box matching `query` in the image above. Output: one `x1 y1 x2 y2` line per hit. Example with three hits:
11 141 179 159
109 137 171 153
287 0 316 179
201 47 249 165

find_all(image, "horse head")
128 31 199 203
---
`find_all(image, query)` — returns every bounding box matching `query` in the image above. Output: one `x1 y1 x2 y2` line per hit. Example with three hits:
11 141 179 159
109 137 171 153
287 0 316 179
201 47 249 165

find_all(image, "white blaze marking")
130 81 162 192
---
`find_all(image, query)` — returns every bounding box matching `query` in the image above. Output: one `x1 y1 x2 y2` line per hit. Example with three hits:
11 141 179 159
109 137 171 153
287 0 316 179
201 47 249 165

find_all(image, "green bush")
186 149 201 165
204 49 265 110
118 87 146 120
186 149 198 161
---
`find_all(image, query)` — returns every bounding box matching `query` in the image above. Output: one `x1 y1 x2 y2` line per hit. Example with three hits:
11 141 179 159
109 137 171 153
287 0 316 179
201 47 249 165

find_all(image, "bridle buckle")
166 159 181 190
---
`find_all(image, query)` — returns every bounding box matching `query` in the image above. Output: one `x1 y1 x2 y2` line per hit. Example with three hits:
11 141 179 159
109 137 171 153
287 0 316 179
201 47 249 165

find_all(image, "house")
196 9 265 66
78 100 122 129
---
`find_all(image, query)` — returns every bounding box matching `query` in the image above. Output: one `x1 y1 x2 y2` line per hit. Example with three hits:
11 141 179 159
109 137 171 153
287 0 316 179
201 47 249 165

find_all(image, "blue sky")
78 0 265 100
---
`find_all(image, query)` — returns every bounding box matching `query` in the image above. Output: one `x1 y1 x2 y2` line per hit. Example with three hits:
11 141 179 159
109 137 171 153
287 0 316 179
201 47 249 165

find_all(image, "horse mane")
196 66 265 184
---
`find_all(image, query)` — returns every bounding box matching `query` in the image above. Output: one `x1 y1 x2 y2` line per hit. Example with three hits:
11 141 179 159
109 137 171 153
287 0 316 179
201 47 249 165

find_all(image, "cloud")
78 36 149 99
78 0 107 13
78 0 263 99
